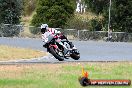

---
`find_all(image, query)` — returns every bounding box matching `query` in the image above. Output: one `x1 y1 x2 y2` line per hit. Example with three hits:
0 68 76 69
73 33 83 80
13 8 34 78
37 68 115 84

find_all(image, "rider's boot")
69 42 77 50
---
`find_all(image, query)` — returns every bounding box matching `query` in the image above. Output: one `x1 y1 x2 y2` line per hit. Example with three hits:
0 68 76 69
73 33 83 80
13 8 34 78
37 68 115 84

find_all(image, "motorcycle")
44 33 80 61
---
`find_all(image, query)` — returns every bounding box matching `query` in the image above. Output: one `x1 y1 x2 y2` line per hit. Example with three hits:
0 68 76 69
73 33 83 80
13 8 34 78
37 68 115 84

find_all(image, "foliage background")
84 0 132 32
0 0 23 24
0 0 132 33
31 0 76 28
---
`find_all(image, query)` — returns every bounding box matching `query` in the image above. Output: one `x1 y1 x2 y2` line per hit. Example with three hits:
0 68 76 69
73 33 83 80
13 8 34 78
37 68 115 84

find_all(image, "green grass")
0 62 131 88
0 79 35 86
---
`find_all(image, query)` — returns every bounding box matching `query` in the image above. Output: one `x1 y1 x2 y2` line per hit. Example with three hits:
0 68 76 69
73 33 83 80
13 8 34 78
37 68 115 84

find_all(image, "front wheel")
50 47 64 61
70 51 80 60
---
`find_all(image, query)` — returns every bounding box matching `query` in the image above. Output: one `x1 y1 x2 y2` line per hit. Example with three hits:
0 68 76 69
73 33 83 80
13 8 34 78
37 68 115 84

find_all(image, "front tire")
50 47 64 61
70 53 80 60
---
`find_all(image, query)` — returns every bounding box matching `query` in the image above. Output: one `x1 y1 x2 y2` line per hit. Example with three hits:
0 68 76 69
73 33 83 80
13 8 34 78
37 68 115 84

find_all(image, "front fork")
58 42 69 56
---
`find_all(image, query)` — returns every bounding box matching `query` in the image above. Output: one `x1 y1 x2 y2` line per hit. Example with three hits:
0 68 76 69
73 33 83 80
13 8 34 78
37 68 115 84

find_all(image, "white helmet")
41 24 48 29
41 24 48 33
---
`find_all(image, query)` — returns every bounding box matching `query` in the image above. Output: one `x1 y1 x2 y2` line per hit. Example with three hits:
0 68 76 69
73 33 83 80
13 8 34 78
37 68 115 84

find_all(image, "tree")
31 0 76 27
0 0 23 24
84 0 132 32
84 0 109 14
84 0 109 31
106 0 132 32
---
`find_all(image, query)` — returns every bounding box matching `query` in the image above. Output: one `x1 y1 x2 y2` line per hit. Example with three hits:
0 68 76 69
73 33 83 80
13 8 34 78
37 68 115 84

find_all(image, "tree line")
0 0 132 32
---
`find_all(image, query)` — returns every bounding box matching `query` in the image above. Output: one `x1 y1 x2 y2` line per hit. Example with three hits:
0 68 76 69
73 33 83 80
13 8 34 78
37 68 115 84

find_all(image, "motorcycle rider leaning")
40 24 76 51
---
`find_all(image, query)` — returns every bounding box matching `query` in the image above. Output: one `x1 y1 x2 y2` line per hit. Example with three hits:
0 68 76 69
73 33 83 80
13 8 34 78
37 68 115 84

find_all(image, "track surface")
0 37 132 63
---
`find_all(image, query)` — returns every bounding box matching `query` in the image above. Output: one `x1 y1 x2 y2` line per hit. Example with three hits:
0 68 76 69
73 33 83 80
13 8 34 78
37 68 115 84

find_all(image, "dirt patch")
0 45 47 61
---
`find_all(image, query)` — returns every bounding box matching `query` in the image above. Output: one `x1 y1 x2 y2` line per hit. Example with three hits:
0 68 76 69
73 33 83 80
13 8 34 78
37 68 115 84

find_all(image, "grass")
0 45 47 61
0 62 131 88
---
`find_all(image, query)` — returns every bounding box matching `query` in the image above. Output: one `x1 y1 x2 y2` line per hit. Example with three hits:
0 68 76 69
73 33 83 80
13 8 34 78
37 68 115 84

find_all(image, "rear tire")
50 47 64 61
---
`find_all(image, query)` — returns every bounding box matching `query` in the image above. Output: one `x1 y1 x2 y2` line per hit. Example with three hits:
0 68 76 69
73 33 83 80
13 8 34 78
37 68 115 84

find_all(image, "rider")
41 24 76 50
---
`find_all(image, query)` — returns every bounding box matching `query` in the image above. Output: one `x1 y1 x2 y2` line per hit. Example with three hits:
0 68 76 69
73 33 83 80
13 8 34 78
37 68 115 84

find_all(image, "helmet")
41 24 48 33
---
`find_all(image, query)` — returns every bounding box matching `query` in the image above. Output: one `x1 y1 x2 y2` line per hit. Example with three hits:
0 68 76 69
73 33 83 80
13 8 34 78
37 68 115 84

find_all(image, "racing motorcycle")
44 33 80 61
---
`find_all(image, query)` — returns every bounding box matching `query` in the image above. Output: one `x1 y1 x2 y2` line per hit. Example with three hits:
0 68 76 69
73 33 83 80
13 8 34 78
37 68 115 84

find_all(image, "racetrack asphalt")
0 37 132 63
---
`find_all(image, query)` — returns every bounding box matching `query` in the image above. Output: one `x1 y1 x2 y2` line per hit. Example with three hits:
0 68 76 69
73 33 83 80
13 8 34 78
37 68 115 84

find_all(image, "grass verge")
0 62 131 88
0 45 47 61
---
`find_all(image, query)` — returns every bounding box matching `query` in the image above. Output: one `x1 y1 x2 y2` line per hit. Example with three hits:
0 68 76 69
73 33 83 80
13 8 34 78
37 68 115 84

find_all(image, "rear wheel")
50 47 64 61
